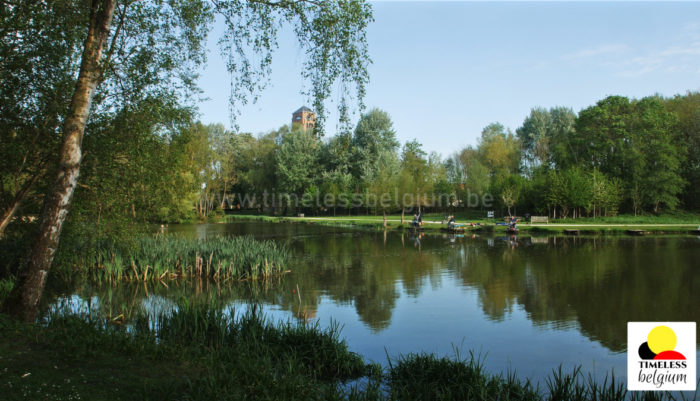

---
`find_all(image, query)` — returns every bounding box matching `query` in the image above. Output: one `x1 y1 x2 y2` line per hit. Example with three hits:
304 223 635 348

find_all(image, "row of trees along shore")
189 94 700 220
4 94 700 238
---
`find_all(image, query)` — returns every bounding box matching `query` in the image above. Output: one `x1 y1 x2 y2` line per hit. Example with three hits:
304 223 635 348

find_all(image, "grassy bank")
0 305 372 401
0 306 693 401
225 213 700 235
66 235 290 283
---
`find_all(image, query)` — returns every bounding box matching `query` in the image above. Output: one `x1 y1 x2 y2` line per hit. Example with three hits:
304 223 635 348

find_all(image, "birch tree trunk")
3 0 117 321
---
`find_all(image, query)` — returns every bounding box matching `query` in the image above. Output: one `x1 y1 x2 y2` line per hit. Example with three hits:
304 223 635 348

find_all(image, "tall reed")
77 235 289 283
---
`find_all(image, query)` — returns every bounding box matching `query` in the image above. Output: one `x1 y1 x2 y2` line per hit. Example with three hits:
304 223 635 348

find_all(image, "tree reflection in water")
47 223 700 354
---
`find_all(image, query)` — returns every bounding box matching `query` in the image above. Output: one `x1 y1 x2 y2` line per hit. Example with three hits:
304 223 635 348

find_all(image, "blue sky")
197 1 700 157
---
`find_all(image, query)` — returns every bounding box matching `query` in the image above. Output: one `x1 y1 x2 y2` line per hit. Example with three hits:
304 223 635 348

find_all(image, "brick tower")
292 106 316 130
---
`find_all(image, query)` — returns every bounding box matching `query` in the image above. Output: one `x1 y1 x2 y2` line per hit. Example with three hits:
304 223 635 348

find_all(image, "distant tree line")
3 92 698 243
185 94 699 220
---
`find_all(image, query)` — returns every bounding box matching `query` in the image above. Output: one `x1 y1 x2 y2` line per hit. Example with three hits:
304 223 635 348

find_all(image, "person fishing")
411 210 423 229
508 216 519 231
447 215 456 229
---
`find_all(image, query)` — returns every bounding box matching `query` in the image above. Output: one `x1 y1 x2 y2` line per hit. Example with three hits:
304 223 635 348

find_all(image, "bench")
530 216 549 224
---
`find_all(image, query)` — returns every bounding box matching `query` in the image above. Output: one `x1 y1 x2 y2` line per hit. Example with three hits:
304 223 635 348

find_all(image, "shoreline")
223 214 700 236
0 309 690 401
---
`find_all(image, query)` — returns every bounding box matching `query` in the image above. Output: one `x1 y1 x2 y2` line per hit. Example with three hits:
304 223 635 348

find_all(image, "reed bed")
81 235 289 283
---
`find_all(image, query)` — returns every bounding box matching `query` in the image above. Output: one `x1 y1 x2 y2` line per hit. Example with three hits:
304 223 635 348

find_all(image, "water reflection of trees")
448 236 699 351
275 234 698 350
56 231 700 353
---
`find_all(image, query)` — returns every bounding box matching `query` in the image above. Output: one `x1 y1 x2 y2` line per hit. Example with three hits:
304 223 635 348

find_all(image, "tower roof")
293 106 313 114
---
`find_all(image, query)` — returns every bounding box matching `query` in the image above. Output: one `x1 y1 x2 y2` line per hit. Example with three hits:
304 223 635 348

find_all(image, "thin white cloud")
681 22 700 41
618 41 700 77
618 57 661 78
660 41 700 57
563 35 700 78
563 44 630 60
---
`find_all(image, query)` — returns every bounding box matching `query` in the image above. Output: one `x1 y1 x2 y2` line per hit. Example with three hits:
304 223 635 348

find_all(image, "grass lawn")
225 212 700 235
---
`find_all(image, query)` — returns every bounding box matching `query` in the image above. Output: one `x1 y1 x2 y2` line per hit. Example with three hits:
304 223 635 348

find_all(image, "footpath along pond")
48 221 700 386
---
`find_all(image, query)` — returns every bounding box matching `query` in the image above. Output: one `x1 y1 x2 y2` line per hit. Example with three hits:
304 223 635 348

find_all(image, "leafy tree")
456 147 490 208
543 169 564 218
634 98 685 212
492 174 524 217
516 107 577 171
74 94 198 227
208 124 238 209
236 130 279 200
425 152 449 211
0 3 88 237
275 128 320 196
320 169 353 216
547 107 578 168
588 169 622 217
397 140 429 220
575 96 685 214
5 0 374 320
477 123 520 178
563 167 592 219
367 150 400 225
516 107 551 169
350 108 399 190
664 92 700 210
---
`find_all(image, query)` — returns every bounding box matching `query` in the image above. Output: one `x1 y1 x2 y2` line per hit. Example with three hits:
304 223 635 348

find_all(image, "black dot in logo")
638 342 657 360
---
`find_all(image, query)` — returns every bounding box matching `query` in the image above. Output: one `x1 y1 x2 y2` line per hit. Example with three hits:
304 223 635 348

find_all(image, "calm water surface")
50 222 700 385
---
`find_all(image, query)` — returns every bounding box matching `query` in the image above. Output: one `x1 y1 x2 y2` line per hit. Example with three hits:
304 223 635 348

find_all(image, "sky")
196 1 700 157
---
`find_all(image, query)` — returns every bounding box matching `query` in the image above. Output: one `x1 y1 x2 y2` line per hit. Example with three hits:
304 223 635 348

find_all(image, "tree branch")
100 0 128 83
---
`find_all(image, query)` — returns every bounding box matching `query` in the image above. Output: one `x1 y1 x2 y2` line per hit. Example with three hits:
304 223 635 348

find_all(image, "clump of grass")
153 303 368 382
387 353 693 401
544 365 692 401
387 351 540 401
73 235 289 283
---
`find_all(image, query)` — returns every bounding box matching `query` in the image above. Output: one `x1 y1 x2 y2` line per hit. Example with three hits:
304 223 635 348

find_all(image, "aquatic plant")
71 235 289 283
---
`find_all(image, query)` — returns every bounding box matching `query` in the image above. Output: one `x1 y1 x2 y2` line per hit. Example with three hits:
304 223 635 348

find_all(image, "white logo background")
628 322 696 391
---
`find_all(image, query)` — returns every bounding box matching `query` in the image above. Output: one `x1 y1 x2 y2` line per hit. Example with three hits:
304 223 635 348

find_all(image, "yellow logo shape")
647 325 677 354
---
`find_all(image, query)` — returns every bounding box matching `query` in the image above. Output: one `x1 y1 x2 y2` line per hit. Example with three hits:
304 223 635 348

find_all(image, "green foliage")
62 235 290 283
215 91 697 218
517 107 577 170
0 2 88 223
350 108 400 187
478 122 521 177
492 173 525 216
0 278 13 305
575 96 685 214
664 92 700 210
276 128 321 195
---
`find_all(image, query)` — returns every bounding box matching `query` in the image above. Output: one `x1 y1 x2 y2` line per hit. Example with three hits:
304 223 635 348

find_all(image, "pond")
48 221 700 386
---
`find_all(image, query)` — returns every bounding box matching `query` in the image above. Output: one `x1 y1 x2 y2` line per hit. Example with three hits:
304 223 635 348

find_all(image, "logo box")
628 322 696 391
